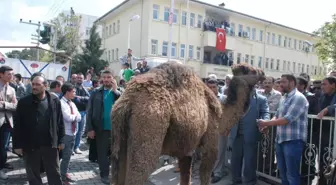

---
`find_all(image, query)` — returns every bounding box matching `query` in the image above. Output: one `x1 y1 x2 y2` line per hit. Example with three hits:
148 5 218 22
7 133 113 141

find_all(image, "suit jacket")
229 92 270 145
0 82 17 128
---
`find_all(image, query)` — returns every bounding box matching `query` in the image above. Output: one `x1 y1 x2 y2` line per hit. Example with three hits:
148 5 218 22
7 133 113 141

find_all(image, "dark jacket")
13 91 65 150
74 85 90 112
303 91 319 114
86 87 120 132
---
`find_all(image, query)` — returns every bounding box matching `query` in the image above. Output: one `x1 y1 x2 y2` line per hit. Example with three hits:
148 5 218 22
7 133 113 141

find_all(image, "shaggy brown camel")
111 61 264 185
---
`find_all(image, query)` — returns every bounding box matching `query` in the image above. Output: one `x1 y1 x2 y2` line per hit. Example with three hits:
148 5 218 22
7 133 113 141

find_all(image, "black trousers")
88 138 98 162
24 147 63 185
96 130 111 178
0 123 9 170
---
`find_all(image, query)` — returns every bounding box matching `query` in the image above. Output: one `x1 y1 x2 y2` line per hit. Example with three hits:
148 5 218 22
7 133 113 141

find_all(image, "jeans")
4 129 11 150
60 135 75 180
276 140 304 185
74 111 86 150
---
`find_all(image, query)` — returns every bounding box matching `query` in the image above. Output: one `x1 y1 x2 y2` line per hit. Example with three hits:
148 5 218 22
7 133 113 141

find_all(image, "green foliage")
5 48 51 62
51 12 82 64
72 24 107 76
314 14 336 70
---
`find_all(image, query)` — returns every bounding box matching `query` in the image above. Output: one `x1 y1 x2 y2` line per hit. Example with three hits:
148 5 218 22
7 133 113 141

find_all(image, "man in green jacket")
122 63 134 82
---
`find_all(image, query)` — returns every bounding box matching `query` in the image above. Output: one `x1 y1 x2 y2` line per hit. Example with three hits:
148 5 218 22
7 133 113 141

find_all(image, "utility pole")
168 0 175 61
20 19 41 61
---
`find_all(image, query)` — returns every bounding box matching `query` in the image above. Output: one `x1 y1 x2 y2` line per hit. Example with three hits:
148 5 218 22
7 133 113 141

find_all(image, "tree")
51 11 82 63
5 48 52 62
314 14 336 70
71 24 107 75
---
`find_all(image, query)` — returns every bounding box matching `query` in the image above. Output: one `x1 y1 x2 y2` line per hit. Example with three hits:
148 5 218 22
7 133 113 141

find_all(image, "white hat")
208 74 217 80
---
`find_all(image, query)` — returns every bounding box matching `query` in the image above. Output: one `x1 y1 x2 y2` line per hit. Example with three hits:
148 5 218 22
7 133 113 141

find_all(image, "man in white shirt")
59 83 81 184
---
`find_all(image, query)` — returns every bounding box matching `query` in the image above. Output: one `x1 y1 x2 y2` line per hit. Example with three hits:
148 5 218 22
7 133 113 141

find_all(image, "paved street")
1 139 269 185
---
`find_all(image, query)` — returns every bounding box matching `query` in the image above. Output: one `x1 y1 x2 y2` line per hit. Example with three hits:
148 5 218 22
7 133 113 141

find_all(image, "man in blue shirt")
258 74 309 185
86 70 120 184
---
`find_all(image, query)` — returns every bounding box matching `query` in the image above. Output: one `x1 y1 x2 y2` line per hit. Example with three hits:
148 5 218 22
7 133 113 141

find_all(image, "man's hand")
58 144 65 150
259 126 269 134
111 79 117 92
14 148 23 156
317 108 328 119
257 119 268 128
88 130 95 139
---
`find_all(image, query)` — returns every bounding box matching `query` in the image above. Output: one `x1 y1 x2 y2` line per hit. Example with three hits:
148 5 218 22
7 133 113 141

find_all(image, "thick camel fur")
111 61 264 185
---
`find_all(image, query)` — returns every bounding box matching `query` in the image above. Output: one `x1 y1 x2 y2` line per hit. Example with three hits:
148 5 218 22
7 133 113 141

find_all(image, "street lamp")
128 15 140 49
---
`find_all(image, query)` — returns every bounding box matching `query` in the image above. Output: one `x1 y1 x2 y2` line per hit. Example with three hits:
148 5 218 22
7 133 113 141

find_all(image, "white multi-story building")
95 0 325 79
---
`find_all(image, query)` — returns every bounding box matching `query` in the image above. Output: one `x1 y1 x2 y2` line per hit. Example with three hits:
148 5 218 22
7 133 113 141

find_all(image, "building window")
251 55 255 66
117 20 120 33
270 59 274 69
298 63 301 73
287 61 290 71
230 22 235 35
272 33 275 44
293 62 296 73
116 48 119 59
276 59 280 70
260 30 264 42
283 60 286 71
113 22 116 34
288 38 291 48
299 41 302 50
171 42 177 57
302 64 305 73
162 41 168 56
251 28 256 40
197 15 203 28
112 49 114 60
246 27 250 39
258 56 262 68
265 58 269 69
294 39 297 49
109 25 111 36
180 44 185 58
190 13 195 27
182 11 187 26
284 36 287 47
164 7 169 22
153 4 159 20
238 24 243 36
196 47 201 60
173 9 178 23
189 45 194 59
105 26 108 37
278 35 282 46
237 53 241 64
307 65 309 73
245 54 249 63
151 40 158 55
108 50 111 62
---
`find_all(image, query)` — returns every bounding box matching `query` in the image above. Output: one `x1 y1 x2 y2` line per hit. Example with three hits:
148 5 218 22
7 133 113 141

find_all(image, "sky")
0 0 335 54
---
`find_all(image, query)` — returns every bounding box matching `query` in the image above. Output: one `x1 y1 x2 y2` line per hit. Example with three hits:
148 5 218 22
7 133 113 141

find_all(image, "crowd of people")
203 71 336 185
1 58 336 185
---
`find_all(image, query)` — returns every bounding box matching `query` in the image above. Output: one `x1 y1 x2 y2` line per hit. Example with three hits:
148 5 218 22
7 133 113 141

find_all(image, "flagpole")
168 0 174 61
184 0 189 65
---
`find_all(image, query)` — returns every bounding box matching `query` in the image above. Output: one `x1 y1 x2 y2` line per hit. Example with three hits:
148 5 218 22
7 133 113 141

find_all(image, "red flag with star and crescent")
216 28 226 51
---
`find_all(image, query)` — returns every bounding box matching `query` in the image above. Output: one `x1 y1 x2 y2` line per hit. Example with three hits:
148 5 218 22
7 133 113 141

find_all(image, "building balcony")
203 30 235 50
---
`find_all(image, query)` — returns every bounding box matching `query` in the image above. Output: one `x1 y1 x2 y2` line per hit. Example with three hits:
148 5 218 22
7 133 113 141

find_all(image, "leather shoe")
211 176 222 183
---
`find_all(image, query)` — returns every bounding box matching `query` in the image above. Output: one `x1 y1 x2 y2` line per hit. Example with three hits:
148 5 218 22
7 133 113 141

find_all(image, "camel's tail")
111 96 131 184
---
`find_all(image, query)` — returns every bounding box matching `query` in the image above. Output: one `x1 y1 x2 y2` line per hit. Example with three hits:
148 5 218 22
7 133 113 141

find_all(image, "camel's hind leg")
179 156 192 185
199 129 218 185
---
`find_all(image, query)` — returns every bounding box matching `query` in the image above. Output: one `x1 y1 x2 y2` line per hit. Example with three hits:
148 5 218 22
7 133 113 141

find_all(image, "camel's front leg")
179 156 192 185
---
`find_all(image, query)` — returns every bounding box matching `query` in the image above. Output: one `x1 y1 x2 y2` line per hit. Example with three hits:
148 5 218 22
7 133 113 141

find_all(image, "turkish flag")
216 28 226 51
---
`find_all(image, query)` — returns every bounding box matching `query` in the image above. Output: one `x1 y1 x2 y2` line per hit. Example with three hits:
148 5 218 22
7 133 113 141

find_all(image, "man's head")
321 76 336 95
280 74 297 93
50 80 63 93
225 74 233 86
296 76 308 93
0 66 14 83
56 75 65 83
122 63 130 69
76 73 84 84
134 69 141 76
136 62 142 69
263 76 275 93
32 76 48 96
101 70 114 88
14 73 22 83
142 60 147 67
274 79 282 93
92 80 99 88
71 74 77 84
61 82 76 100
206 78 218 95
128 48 132 55
86 73 92 80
